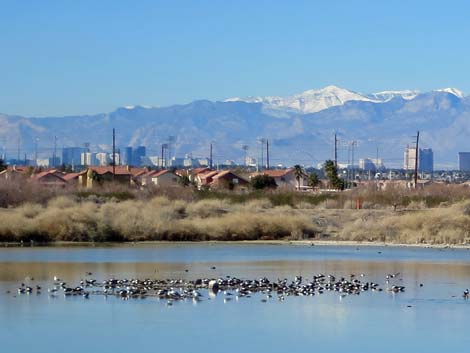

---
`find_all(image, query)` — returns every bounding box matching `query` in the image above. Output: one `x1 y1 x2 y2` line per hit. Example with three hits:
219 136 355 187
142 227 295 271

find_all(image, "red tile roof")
152 170 173 178
62 172 81 181
32 170 66 182
130 168 148 177
191 167 212 175
211 170 249 183
199 171 219 180
254 168 294 178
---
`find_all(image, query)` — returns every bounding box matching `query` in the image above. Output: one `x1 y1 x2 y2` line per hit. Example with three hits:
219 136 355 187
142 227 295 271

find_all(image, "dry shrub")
189 210 316 241
0 195 319 242
19 203 43 219
237 199 273 211
47 195 78 209
355 182 470 209
186 199 229 218
340 202 470 245
35 203 98 241
3 192 470 245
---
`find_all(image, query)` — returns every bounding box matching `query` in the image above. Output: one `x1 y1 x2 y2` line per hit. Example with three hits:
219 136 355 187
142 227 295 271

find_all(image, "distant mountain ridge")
225 85 465 114
0 86 469 169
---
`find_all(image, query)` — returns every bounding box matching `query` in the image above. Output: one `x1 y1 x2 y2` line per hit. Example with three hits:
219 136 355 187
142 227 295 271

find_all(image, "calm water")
1 243 469 353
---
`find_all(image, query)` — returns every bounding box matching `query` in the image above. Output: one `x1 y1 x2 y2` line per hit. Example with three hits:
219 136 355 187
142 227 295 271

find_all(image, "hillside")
1 87 469 168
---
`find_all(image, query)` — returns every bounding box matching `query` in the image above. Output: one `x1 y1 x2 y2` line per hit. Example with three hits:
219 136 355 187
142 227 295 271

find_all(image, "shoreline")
2 239 469 250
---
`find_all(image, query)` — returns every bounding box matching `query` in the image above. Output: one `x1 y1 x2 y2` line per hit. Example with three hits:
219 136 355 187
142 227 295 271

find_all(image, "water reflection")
1 245 470 353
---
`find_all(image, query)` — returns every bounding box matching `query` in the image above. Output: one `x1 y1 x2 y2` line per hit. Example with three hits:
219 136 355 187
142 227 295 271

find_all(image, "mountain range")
1 85 469 169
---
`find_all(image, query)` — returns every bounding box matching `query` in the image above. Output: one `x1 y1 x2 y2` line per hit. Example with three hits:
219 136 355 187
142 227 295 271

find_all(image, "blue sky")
1 0 469 116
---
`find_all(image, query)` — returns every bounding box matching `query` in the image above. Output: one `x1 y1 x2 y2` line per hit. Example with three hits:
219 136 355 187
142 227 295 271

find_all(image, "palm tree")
307 172 320 188
293 164 305 190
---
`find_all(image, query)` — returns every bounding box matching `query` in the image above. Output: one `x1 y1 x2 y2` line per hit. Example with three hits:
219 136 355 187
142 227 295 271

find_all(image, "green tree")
324 160 345 190
293 165 305 190
178 174 194 187
25 166 34 177
250 174 277 190
307 172 321 188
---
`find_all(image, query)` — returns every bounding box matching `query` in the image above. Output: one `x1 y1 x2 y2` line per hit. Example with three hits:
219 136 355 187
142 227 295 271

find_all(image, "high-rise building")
49 156 61 167
96 153 109 166
404 147 417 171
62 147 86 167
123 147 133 165
404 147 434 172
36 159 49 167
132 146 146 166
459 152 470 172
80 152 98 166
109 153 120 166
419 148 434 173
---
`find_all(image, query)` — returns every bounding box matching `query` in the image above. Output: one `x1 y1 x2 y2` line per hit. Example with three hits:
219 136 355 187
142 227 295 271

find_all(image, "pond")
1 243 469 353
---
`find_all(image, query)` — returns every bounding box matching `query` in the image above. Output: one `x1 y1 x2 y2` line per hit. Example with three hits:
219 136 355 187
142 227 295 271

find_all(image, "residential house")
194 169 248 190
253 168 307 190
78 166 151 188
196 170 219 188
176 167 212 183
31 169 67 187
150 170 180 187
61 172 82 186
139 170 161 186
0 166 29 181
79 166 133 188
210 170 249 190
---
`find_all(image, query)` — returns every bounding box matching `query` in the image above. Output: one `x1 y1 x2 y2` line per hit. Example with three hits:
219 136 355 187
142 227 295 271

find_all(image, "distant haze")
1 86 469 169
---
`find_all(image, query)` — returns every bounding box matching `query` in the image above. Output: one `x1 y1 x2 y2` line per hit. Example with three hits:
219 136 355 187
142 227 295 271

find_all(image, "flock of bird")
13 271 470 304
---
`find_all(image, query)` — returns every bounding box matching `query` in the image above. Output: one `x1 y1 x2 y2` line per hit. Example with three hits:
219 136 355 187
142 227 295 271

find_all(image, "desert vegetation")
0 196 317 242
2 178 470 245
337 202 470 245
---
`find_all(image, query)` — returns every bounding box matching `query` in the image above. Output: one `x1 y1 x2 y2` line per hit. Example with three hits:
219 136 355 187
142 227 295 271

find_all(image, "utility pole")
17 136 21 163
414 131 420 189
34 137 39 166
259 138 266 171
210 143 213 169
334 133 338 168
0 137 6 161
112 128 116 181
266 139 270 170
53 135 58 167
161 143 167 169
351 140 357 182
405 144 409 173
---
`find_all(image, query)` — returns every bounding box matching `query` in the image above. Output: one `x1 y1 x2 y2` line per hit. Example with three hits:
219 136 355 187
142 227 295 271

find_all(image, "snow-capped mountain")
367 90 420 102
225 85 374 114
1 85 469 168
434 88 465 98
226 85 465 114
